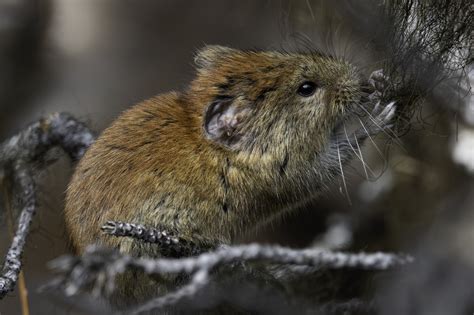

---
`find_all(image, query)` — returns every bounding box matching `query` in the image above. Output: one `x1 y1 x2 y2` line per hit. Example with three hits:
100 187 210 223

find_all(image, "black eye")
297 81 317 97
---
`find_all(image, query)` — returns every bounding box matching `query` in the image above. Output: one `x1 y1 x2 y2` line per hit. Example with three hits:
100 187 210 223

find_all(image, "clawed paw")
368 69 389 101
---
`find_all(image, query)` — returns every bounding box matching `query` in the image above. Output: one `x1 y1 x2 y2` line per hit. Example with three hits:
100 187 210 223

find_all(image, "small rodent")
64 45 394 300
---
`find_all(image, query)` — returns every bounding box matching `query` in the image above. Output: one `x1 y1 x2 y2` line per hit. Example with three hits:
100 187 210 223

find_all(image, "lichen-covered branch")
0 113 95 299
0 112 94 164
45 243 413 314
0 162 35 299
101 221 208 257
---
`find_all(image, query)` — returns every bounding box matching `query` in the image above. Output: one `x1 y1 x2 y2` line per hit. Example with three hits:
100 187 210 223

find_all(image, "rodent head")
189 45 363 159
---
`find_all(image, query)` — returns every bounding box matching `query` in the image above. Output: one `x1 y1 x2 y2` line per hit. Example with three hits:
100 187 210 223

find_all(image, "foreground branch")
0 113 95 299
46 244 413 314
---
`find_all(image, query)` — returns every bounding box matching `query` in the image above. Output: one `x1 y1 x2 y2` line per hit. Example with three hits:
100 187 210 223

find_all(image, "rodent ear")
194 45 237 69
204 96 250 148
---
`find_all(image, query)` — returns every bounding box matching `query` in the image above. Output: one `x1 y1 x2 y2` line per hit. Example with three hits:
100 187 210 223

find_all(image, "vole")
64 45 395 300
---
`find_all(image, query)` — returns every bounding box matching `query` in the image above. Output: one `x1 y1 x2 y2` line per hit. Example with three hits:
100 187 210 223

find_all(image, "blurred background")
0 0 473 314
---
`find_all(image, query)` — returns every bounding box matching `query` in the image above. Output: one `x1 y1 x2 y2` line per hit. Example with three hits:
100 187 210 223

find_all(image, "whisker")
343 124 375 180
357 118 388 180
354 132 373 180
336 136 352 205
357 117 385 159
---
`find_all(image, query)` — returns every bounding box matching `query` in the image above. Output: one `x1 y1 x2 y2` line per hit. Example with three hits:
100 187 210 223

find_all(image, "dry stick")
131 244 413 273
46 243 413 314
2 178 30 315
0 113 95 299
131 270 209 315
130 245 412 314
0 163 36 300
100 222 413 313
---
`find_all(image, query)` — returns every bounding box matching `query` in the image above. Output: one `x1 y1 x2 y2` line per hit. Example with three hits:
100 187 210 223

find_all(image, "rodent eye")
297 81 317 97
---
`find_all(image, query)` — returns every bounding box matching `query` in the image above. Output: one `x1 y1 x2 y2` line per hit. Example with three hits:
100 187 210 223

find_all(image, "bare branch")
0 162 35 299
0 112 94 164
45 244 413 314
0 113 95 299
132 270 209 314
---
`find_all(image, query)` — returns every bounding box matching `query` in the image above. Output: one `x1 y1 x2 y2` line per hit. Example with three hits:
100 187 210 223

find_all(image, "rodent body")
65 45 392 260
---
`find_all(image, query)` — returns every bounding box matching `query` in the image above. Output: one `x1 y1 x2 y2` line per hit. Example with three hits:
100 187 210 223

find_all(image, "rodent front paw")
369 69 388 91
368 69 389 101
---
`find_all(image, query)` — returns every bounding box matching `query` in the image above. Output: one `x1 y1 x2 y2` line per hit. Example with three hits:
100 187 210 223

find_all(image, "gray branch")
0 112 94 164
132 269 209 315
0 113 95 299
0 162 35 299
45 244 413 314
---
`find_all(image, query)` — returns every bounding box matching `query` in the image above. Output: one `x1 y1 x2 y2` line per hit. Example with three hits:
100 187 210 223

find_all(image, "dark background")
1 1 473 314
